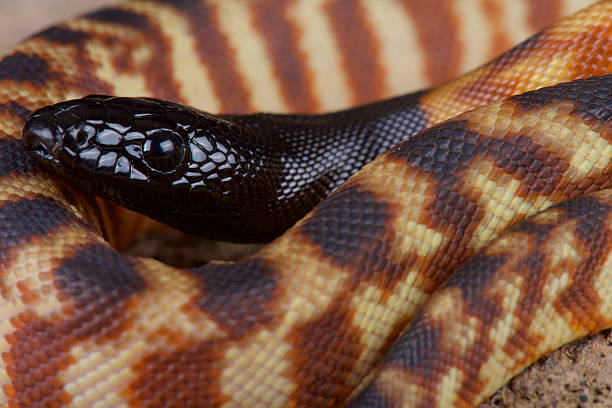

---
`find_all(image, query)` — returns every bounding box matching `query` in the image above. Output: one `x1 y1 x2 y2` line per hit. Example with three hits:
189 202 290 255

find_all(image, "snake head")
23 95 189 181
22 95 271 241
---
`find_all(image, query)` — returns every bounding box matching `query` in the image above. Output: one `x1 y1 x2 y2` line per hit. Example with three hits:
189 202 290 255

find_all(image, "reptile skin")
1 1 612 407
21 92 428 242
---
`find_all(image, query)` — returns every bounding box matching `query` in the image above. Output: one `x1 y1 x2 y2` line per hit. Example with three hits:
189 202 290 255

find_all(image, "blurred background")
0 0 114 53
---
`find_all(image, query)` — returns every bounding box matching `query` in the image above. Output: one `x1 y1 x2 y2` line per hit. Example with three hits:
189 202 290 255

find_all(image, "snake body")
22 92 426 242
1 1 612 407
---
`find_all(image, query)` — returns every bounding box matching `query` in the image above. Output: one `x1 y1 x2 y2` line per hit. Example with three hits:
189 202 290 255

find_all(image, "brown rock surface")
481 331 612 407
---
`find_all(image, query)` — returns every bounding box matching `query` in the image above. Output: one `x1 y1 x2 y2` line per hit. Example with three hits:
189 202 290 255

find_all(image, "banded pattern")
350 190 612 407
11 0 599 116
0 1 611 408
18 0 611 246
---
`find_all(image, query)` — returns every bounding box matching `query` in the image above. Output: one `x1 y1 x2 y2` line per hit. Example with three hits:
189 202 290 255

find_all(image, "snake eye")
143 130 184 173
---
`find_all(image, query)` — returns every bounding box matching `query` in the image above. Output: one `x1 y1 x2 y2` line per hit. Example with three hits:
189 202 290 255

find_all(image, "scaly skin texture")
0 1 611 407
22 93 432 243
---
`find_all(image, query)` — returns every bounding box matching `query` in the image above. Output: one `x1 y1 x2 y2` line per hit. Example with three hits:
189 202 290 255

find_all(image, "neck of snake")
226 92 428 195
205 91 428 239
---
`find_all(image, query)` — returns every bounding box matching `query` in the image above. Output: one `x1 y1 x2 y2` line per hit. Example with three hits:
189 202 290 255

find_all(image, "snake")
1 0 612 407
21 92 428 243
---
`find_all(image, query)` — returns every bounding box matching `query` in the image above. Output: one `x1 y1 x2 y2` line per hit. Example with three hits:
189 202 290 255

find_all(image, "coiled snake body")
1 1 612 407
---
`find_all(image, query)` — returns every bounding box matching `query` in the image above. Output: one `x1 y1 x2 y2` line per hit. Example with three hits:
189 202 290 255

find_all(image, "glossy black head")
23 96 191 180
22 95 268 241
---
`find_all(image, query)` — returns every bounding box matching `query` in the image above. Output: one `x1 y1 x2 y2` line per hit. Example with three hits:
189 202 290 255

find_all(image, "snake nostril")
22 114 60 155
67 122 97 150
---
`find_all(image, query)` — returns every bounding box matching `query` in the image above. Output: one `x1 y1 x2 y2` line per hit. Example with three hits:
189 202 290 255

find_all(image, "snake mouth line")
24 136 69 173
28 141 58 163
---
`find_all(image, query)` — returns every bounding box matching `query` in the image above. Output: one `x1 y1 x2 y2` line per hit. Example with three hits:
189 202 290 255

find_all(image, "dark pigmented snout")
22 111 61 158
23 97 110 162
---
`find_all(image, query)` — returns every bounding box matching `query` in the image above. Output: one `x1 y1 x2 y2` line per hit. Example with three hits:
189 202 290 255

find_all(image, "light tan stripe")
495 0 532 49
212 0 288 112
221 331 296 407
60 19 151 99
461 100 612 248
469 235 535 401
1 230 105 324
427 288 478 355
477 230 581 402
85 42 148 97
220 233 352 407
353 158 451 263
363 0 428 95
559 0 598 17
0 224 103 396
349 268 428 383
290 0 352 111
0 174 85 217
435 367 465 408
455 0 493 76
0 106 31 138
64 257 218 408
461 160 556 249
122 1 220 110
372 367 427 407
418 2 610 126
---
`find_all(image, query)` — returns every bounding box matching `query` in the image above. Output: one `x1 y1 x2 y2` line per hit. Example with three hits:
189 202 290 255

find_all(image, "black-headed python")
1 0 612 407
